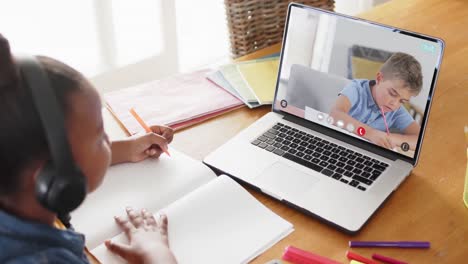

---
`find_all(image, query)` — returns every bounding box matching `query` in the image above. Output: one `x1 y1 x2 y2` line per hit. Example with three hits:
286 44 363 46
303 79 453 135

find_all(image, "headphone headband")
17 57 75 174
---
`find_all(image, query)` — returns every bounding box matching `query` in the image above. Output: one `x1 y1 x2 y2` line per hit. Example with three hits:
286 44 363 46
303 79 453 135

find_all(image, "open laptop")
204 3 444 233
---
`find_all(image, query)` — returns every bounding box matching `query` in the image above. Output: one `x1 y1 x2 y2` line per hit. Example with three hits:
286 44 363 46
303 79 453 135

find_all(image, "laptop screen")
274 4 444 161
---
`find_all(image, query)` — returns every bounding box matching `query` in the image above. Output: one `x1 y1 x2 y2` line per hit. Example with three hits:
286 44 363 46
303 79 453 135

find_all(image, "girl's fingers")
114 216 135 240
126 207 144 228
159 214 169 237
105 240 133 260
142 209 158 230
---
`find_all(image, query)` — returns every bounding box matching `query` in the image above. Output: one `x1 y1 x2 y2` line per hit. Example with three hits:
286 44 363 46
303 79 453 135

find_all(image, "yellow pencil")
129 108 171 157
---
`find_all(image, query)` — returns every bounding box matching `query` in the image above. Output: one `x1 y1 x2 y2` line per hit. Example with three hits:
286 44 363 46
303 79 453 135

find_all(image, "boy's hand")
112 125 174 164
105 207 177 264
366 128 395 149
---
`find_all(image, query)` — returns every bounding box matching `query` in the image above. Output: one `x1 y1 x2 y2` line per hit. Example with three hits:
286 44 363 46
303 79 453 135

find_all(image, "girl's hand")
127 125 174 162
105 207 177 264
149 125 174 145
111 125 174 164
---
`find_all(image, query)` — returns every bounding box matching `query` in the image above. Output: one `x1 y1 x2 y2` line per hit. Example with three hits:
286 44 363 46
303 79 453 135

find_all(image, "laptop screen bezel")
271 3 445 166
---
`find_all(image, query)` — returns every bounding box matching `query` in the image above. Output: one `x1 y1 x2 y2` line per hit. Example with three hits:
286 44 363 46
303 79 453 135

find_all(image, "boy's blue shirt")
340 79 414 133
0 210 90 264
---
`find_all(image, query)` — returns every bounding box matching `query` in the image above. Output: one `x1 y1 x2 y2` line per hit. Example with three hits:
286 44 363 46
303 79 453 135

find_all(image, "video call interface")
275 6 442 158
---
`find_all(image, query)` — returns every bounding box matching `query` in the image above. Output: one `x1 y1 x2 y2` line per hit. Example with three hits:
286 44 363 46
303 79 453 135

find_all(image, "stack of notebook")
105 69 244 135
207 56 280 108
105 56 279 135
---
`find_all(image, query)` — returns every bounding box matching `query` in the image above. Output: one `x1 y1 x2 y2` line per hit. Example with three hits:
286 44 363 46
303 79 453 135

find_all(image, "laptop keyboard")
251 122 389 191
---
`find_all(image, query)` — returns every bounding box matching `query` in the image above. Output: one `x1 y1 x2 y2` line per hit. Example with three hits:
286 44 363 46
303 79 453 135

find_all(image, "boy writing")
330 52 423 150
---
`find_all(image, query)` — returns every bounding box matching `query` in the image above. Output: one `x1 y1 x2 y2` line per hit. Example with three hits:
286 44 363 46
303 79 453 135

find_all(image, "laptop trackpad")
256 162 320 199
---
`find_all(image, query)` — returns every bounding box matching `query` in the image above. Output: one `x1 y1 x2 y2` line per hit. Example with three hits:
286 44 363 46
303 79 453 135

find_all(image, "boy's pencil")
380 107 391 135
129 108 171 157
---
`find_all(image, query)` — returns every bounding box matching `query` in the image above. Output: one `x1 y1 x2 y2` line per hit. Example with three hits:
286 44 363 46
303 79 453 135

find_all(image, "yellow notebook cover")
237 58 280 105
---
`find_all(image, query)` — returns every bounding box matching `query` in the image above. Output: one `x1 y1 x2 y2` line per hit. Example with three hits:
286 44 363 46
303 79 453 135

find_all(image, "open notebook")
71 148 293 264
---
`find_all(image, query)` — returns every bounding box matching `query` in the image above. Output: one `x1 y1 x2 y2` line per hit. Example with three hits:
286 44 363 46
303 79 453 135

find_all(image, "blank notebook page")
92 175 294 264
71 148 215 249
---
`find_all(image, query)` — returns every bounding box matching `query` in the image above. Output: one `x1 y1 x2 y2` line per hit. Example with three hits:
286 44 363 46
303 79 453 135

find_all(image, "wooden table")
104 0 468 262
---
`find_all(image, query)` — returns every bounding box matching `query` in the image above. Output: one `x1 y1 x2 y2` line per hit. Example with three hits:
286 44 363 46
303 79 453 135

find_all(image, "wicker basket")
225 0 335 58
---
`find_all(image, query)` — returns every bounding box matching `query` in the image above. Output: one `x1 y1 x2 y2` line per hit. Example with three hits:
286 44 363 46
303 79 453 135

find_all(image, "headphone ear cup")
35 161 55 208
35 163 87 214
47 171 87 214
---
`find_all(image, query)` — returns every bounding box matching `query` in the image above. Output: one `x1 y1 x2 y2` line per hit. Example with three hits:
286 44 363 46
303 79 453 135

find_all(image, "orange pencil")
129 108 171 157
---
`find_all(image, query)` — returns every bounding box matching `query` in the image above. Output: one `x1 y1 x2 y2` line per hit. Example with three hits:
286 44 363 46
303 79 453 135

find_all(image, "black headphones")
17 56 87 217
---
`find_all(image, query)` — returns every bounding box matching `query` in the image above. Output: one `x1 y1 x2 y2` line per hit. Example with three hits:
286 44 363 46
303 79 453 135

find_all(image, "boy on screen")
330 52 422 151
